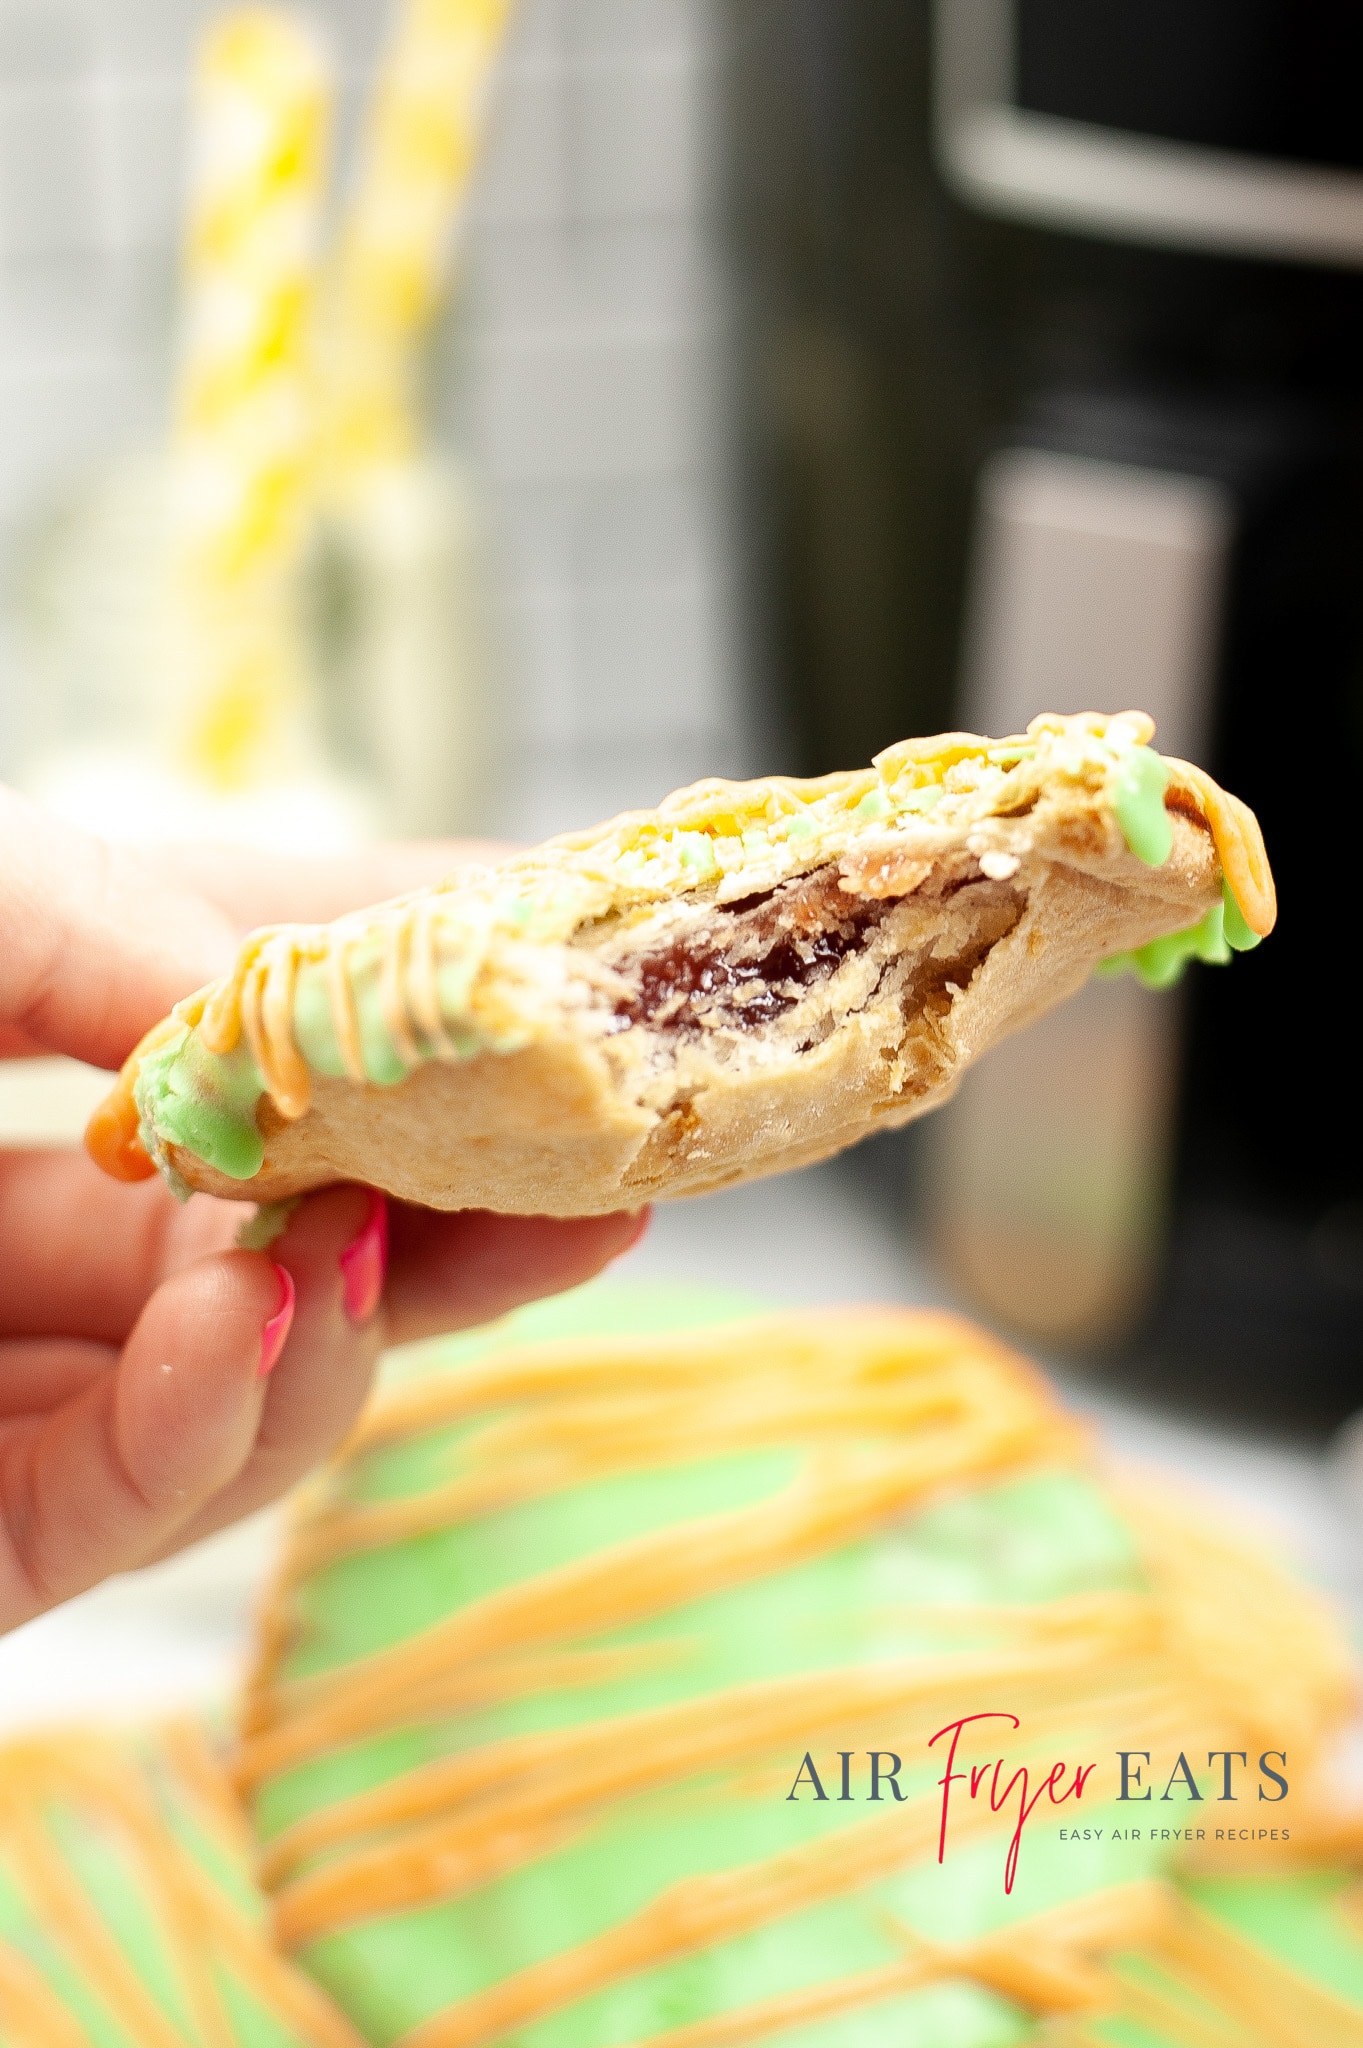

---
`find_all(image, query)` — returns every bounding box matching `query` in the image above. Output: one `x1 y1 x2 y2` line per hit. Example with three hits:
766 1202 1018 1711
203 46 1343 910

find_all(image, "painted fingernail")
340 1191 389 1326
259 1264 296 1378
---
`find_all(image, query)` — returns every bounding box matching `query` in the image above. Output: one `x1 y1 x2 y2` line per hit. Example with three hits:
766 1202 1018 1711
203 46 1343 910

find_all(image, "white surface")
0 1512 280 1737
0 1055 111 1146
1 1160 1356 1737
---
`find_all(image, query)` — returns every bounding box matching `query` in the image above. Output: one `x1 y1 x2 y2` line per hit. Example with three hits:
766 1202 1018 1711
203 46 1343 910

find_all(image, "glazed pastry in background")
87 711 1274 1215
0 1722 361 2047
239 1287 1359 2048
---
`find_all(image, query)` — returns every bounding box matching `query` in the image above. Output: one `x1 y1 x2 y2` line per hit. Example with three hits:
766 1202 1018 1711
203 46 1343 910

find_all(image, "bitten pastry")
88 711 1274 1214
0 1721 362 2047
239 1289 1362 2048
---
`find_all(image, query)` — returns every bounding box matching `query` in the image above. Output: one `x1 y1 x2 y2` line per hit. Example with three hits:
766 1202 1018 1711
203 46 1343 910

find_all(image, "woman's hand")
0 788 645 1635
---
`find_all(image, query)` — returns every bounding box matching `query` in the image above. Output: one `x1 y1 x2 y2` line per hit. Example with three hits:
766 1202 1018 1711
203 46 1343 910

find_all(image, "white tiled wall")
0 0 749 831
452 0 748 836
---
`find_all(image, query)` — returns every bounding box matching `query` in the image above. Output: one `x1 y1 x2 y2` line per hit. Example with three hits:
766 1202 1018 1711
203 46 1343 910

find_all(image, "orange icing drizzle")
82 1014 186 1182
0 1727 364 2048
82 993 212 1183
241 1314 1073 1784
0 1940 96 2048
82 1075 157 1182
391 1794 999 2048
600 1883 1174 2048
1025 713 1274 938
285 1314 1063 1573
1162 758 1277 937
266 1661 1173 1947
1125 1898 1363 2048
87 884 467 1151
238 1310 1357 2048
1112 1479 1356 1759
257 1614 1160 1888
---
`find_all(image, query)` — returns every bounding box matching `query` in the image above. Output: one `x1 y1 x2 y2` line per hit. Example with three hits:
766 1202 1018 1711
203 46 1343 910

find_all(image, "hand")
0 787 646 1635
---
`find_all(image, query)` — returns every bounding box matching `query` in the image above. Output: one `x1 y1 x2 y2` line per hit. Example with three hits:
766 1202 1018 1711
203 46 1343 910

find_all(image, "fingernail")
259 1264 296 1378
340 1191 389 1326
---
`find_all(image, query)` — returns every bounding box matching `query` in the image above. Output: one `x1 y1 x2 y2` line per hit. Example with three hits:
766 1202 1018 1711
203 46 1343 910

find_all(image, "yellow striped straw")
168 7 334 788
326 0 513 477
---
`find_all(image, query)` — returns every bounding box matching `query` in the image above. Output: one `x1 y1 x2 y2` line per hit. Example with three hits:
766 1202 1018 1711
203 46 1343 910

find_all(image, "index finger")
0 787 240 1066
166 838 508 931
0 782 504 1068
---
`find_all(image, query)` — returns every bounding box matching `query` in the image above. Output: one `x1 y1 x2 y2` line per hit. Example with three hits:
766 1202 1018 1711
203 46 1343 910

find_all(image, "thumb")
0 1251 291 1628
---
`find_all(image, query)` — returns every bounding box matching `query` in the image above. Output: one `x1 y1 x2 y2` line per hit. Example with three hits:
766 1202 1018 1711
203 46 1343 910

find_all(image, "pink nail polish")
340 1192 389 1326
259 1265 296 1378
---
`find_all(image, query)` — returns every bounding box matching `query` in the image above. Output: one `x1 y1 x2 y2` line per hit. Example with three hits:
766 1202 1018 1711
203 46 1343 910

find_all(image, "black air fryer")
725 0 1363 1429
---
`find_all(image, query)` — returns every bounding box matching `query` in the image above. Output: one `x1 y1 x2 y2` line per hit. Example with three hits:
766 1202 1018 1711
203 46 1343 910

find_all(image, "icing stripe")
342 1310 1013 1449
409 894 460 1060
381 908 422 1069
1144 1902 1363 2048
1163 760 1276 937
82 1013 181 1182
324 933 367 1083
240 1309 1354 2047
247 1426 1066 1780
0 1796 191 2048
390 1797 992 2048
0 1731 365 2048
288 1343 1058 1568
266 1664 1171 1945
260 935 311 1120
0 1941 92 2048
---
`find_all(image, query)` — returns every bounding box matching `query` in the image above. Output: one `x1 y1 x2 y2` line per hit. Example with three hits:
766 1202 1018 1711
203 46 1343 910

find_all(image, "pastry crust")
88 712 1273 1215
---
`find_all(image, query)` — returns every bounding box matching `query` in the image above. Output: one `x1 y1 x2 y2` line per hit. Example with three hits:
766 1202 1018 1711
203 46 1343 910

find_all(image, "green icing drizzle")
138 1027 266 1182
1097 902 1229 990
1112 745 1173 867
293 964 348 1077
142 932 469 1183
293 949 409 1087
1222 883 1263 952
1097 881 1262 991
353 945 407 1086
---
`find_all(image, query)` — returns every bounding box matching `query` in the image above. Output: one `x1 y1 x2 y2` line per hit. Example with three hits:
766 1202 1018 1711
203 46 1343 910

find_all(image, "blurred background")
3 0 1363 1715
